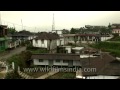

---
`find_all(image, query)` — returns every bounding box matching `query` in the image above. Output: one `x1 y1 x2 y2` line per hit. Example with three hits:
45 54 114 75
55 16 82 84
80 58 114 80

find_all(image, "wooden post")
12 62 15 70
18 66 20 72
6 66 8 73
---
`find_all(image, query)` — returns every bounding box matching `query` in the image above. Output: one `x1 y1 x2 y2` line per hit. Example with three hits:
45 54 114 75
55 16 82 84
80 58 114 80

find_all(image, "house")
0 25 8 52
63 34 101 45
77 34 101 44
111 23 120 35
10 30 36 44
7 39 20 49
7 33 21 49
31 53 81 67
32 32 60 53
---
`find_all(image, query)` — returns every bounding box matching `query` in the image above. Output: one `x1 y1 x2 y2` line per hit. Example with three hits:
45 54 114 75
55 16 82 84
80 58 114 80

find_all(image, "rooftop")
81 52 116 76
36 32 60 40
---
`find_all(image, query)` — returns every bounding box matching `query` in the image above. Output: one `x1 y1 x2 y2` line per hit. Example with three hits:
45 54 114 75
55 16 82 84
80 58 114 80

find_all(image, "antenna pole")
52 13 55 31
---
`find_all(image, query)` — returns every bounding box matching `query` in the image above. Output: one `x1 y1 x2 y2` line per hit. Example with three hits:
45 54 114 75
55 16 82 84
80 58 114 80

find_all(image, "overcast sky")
0 11 120 32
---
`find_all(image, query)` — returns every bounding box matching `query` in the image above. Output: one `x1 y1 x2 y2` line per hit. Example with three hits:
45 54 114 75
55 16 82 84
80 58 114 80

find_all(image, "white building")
32 32 60 52
31 53 81 67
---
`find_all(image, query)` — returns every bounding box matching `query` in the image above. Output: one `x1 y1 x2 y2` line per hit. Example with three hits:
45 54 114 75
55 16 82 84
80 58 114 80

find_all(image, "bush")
26 44 33 50
7 51 32 70
91 42 120 57
57 47 66 53
62 73 75 79
21 41 25 46
5 70 22 79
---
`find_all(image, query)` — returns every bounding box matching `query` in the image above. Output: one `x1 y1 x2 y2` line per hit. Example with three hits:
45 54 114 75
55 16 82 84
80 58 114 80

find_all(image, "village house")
32 32 60 53
31 53 81 67
111 23 120 36
63 34 101 45
7 33 20 49
10 30 36 44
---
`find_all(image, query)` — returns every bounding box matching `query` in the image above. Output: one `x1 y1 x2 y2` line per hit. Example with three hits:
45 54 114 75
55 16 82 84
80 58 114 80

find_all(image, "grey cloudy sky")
0 11 120 32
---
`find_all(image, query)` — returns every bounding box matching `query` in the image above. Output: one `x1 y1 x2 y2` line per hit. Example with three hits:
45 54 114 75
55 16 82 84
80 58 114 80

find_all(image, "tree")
8 27 17 34
70 28 77 34
62 29 70 34
74 36 78 46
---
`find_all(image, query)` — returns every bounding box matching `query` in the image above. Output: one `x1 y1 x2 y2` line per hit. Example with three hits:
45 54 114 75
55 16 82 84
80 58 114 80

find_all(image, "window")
39 59 43 62
55 60 60 62
41 39 44 44
63 60 68 63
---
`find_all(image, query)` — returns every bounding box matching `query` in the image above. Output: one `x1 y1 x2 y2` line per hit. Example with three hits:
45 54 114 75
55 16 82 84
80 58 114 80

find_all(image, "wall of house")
60 38 65 45
64 36 99 45
50 40 57 50
112 29 120 34
53 60 68 66
73 60 81 66
7 40 20 49
57 39 60 46
101 36 113 41
33 59 81 66
33 59 49 65
32 39 48 48
28 36 33 40
65 47 71 53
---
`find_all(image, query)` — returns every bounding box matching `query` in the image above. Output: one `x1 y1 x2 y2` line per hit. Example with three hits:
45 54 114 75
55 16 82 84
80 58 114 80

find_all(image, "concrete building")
31 53 81 67
32 32 60 53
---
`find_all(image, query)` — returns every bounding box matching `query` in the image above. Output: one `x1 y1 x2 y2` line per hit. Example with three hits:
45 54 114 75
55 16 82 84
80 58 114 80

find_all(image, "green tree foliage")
70 28 78 34
8 27 17 34
62 29 70 34
70 25 111 34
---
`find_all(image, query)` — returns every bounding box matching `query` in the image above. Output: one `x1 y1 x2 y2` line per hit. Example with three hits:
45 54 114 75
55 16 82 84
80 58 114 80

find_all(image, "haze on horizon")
0 11 120 32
